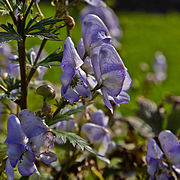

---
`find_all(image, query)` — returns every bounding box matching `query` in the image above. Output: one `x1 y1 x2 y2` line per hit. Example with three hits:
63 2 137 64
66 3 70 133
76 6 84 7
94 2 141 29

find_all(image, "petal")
146 138 163 164
40 151 57 165
62 86 80 103
60 65 75 93
7 144 25 168
90 110 108 128
18 109 49 138
122 71 132 91
30 132 55 157
5 159 14 180
84 0 106 7
102 88 113 113
5 114 28 145
81 14 111 52
77 38 85 59
158 130 179 161
18 151 36 176
168 145 180 168
56 120 77 132
60 37 83 69
113 91 130 105
81 123 111 143
99 44 126 96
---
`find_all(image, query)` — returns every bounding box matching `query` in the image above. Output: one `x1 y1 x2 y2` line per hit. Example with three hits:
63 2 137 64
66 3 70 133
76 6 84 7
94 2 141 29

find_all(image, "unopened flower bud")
64 15 75 30
36 85 55 100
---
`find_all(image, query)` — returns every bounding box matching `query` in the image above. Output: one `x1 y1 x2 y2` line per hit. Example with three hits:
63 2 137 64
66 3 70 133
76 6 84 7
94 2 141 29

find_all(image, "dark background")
115 0 180 12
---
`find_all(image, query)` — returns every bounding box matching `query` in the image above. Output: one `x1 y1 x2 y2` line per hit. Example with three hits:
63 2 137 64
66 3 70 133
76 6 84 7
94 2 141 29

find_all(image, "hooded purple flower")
91 43 132 112
146 130 180 179
5 110 57 178
81 14 111 53
60 37 91 103
81 110 115 157
81 5 122 47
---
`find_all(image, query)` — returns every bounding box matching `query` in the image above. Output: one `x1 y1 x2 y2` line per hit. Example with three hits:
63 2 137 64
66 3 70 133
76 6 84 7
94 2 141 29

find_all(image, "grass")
1 3 180 115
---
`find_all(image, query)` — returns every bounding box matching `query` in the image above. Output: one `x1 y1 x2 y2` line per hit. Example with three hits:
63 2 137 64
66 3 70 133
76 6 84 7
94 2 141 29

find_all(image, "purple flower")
84 0 106 7
5 110 57 178
146 130 180 179
81 110 115 157
91 43 132 112
81 5 122 47
153 52 167 82
81 14 111 53
60 37 91 103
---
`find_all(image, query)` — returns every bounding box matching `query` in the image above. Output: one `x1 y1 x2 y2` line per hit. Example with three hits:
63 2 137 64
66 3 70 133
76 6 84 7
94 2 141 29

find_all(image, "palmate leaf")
27 31 60 40
0 23 22 43
0 92 20 101
52 129 97 155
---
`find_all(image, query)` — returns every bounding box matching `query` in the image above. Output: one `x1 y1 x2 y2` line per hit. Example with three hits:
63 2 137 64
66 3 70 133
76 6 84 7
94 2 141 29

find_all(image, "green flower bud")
36 85 55 100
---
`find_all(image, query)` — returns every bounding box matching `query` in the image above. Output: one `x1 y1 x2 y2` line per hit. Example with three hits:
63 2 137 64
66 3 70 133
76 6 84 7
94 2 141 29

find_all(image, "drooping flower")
91 43 132 112
5 110 57 178
60 37 91 103
81 14 111 53
146 130 180 179
81 4 122 47
81 110 115 157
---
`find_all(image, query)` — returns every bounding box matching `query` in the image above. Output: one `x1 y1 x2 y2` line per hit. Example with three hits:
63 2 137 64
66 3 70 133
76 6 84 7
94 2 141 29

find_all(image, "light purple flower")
81 5 122 47
81 14 111 53
153 52 167 82
81 110 115 156
5 110 57 178
84 0 106 7
146 130 180 179
56 120 77 132
91 43 132 112
60 37 91 103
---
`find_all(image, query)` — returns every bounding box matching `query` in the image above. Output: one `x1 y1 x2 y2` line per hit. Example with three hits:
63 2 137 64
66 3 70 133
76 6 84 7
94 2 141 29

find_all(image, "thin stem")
27 39 47 84
0 84 9 94
35 0 44 19
24 0 34 22
4 0 17 25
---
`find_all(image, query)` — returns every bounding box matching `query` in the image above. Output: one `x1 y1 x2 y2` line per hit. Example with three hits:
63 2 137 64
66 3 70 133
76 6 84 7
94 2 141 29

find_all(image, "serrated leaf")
0 92 20 101
48 115 73 126
52 129 98 155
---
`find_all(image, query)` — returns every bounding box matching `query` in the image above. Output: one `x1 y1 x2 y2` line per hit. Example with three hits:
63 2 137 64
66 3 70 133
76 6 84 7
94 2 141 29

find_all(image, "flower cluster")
5 109 57 179
60 13 132 112
146 130 180 179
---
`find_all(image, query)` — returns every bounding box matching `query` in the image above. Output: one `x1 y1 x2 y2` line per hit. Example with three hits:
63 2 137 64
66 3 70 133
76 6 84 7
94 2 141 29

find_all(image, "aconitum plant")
0 0 178 179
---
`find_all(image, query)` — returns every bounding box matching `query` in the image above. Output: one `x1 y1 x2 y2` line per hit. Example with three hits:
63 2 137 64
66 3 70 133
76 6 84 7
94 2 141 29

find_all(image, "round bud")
63 15 75 30
36 85 55 100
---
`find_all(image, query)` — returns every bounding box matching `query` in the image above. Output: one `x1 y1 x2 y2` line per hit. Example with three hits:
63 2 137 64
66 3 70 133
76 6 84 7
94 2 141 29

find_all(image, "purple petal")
81 14 111 52
5 159 14 180
60 65 75 93
40 151 57 165
60 37 83 69
18 109 49 138
146 138 163 164
56 120 77 132
62 86 80 103
7 144 25 168
102 88 113 113
84 0 106 7
158 130 179 161
18 151 36 176
168 145 180 168
81 123 111 143
122 71 132 91
99 44 126 96
29 132 55 157
82 56 94 75
113 91 130 105
77 38 85 59
5 114 28 145
90 110 108 128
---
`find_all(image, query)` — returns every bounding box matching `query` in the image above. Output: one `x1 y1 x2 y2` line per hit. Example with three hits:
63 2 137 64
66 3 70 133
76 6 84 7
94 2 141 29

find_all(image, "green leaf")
0 92 20 101
26 17 62 33
52 129 98 155
0 23 22 42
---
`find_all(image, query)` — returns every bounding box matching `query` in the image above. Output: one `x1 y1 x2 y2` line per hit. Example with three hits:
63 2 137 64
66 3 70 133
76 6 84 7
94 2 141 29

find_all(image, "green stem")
0 84 9 94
